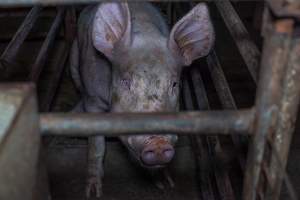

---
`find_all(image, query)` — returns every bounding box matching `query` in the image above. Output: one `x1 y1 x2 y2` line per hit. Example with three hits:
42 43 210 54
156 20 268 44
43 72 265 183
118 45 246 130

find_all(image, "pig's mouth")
139 158 167 169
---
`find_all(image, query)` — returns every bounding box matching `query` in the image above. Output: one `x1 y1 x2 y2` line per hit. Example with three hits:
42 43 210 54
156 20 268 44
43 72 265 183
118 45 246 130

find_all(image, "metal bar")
40 109 254 137
214 0 260 83
182 72 216 200
0 8 56 17
64 7 76 44
39 7 74 111
0 32 64 42
40 42 69 111
0 84 41 200
0 6 42 61
266 137 299 200
28 7 65 82
0 0 226 7
206 51 278 195
206 50 279 199
0 6 42 79
0 0 95 6
266 0 300 19
242 19 294 200
190 135 216 200
189 67 235 200
207 51 247 171
269 32 300 200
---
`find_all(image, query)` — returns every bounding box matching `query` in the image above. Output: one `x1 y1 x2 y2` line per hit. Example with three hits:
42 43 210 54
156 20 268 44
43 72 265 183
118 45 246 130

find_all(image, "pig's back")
129 3 169 37
74 5 112 112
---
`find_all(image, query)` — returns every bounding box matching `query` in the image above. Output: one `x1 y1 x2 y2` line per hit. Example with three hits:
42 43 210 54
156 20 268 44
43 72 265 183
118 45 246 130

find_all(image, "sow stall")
0 0 299 200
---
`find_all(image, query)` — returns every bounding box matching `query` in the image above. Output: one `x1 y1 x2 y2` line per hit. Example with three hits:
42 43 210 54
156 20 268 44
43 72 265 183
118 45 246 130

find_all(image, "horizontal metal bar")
40 109 254 137
0 0 262 7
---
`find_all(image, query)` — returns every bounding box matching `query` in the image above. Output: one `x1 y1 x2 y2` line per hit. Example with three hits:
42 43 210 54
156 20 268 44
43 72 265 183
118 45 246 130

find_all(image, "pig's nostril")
162 148 175 162
141 150 156 165
141 145 175 166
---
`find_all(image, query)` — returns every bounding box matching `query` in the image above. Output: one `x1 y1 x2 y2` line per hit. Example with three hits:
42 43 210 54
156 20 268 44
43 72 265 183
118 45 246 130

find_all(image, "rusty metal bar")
206 50 284 195
189 67 236 200
266 0 300 19
40 109 254 137
266 137 298 200
269 31 300 200
214 0 260 83
28 7 65 82
0 6 42 79
243 19 294 200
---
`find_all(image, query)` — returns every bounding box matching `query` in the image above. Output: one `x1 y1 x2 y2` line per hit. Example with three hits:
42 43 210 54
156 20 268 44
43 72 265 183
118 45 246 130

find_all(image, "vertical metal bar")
182 73 216 200
269 31 300 200
64 7 76 44
28 8 65 82
214 0 260 83
265 138 298 200
188 68 236 200
40 43 69 111
243 19 294 200
40 7 75 111
207 50 247 172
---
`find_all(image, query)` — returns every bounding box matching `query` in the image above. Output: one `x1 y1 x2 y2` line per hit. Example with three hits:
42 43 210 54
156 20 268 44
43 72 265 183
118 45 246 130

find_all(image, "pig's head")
92 3 214 169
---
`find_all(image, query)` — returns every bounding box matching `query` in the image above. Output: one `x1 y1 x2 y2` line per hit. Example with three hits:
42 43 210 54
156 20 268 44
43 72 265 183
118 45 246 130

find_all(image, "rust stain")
275 19 294 34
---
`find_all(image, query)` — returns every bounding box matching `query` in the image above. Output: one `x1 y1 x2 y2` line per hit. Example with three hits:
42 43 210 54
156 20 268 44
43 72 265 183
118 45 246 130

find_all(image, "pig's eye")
121 79 131 90
171 81 179 94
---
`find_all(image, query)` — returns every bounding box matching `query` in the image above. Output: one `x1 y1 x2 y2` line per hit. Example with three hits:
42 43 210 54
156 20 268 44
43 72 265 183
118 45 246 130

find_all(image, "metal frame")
0 1 299 200
0 84 41 200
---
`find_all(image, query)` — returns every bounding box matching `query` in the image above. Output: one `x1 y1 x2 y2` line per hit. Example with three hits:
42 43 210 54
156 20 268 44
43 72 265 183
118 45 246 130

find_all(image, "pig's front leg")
83 97 109 199
72 100 106 198
86 136 105 198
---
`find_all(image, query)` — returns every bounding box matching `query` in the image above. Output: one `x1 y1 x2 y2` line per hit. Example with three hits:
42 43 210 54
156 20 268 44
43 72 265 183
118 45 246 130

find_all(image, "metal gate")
0 1 299 200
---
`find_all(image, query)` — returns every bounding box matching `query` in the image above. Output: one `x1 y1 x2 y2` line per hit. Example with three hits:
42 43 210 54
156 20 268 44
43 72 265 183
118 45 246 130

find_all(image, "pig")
70 2 214 198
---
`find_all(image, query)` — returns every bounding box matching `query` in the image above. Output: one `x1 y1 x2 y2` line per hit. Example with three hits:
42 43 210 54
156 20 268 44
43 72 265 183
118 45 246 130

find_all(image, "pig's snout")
141 143 175 166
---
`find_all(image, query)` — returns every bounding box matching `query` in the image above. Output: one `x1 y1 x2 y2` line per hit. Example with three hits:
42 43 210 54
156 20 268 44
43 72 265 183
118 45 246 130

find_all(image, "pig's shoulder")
77 5 98 37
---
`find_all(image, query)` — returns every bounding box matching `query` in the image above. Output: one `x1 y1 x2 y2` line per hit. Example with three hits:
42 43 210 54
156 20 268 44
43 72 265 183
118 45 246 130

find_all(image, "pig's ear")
92 2 131 60
168 3 215 66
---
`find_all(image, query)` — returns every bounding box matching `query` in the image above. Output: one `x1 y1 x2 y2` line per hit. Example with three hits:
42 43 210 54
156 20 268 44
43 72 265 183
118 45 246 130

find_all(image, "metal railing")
0 1 299 200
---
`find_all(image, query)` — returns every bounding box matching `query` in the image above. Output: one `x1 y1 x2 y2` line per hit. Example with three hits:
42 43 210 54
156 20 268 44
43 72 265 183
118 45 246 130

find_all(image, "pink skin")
92 2 214 169
72 2 214 198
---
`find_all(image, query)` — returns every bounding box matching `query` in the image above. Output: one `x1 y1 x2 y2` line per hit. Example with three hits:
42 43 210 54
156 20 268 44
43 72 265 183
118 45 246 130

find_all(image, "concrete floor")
46 137 200 200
